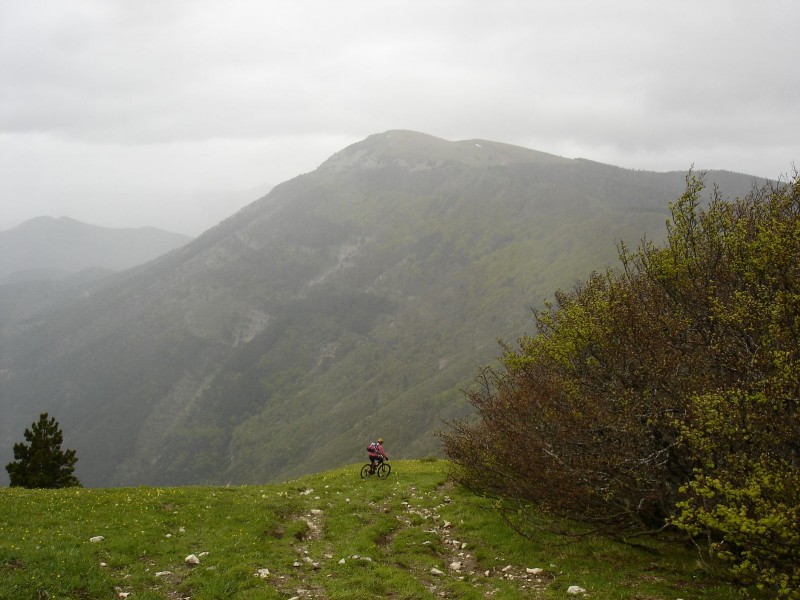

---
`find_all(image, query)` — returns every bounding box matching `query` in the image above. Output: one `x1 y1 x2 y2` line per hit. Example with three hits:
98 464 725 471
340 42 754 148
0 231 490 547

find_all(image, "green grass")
0 460 761 599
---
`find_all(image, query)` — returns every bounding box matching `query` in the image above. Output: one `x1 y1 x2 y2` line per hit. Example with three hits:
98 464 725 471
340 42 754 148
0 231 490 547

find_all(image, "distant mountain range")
0 131 765 487
0 216 193 284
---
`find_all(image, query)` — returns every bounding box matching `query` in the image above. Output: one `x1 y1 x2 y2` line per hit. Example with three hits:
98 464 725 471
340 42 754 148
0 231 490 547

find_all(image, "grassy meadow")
0 460 757 599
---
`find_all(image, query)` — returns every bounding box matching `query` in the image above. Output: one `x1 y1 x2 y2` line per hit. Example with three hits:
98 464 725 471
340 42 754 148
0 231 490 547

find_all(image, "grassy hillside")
0 460 759 599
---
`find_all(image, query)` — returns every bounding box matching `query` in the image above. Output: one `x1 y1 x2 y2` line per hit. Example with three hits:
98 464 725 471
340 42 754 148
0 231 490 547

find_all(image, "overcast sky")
1 1 798 235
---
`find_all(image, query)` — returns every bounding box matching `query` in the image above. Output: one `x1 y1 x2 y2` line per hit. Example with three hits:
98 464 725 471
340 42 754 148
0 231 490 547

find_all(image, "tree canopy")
5 413 81 489
441 172 800 596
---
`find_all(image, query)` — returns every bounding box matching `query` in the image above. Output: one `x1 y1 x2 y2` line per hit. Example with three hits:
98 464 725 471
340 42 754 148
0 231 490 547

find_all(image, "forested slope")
0 131 763 487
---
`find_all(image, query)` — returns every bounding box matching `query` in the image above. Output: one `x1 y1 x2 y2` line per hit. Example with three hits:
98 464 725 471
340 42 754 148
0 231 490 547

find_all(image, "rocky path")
258 477 555 599
397 483 550 598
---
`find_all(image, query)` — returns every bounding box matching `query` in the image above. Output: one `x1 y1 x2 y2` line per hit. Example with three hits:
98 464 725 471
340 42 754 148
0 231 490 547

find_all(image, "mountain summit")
0 131 762 486
321 130 571 172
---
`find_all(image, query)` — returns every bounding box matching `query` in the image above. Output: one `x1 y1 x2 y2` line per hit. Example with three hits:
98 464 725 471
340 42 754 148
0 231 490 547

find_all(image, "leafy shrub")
441 171 800 595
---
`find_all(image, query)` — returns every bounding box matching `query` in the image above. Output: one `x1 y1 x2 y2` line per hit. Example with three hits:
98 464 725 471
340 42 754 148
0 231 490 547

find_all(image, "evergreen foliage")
5 413 81 488
441 171 800 596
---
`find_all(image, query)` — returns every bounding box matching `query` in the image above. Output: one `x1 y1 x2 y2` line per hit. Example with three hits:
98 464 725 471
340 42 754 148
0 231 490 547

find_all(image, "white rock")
310 509 323 515
89 536 105 543
185 554 200 565
338 558 346 564
155 571 172 577
431 567 445 576
255 568 270 578
118 594 130 599
567 585 587 595
198 551 209 557
449 561 462 571
485 570 490 577
100 562 107 567
501 565 513 572
526 567 543 575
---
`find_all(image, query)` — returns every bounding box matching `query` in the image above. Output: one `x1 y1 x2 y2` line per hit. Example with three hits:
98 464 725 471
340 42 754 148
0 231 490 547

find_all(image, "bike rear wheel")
360 464 373 479
377 462 391 478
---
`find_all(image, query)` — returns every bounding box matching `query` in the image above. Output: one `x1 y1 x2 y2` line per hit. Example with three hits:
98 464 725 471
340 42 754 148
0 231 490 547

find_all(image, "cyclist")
367 437 388 474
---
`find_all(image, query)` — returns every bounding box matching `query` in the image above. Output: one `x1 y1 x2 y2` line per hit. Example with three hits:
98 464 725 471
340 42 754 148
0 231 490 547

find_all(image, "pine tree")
5 413 81 488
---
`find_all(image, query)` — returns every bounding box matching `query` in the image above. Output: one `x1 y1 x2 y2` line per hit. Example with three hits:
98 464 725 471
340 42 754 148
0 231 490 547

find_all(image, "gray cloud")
1 0 798 234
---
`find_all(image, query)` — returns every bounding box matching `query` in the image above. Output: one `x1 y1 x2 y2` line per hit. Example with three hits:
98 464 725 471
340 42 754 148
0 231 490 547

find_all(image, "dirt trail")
260 478 550 599
397 483 549 598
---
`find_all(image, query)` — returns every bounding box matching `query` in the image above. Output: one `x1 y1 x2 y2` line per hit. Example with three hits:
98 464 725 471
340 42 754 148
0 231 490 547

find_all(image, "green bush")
442 171 800 595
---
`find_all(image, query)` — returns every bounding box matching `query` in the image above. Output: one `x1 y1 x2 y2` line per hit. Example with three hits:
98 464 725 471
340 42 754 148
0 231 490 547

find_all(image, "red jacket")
368 442 387 459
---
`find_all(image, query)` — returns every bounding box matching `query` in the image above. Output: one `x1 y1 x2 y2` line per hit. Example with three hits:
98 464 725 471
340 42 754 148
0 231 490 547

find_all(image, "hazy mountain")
0 216 193 284
0 131 764 487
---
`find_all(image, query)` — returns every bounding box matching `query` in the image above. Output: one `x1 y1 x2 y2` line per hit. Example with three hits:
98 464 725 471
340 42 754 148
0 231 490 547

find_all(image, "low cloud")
1 0 798 232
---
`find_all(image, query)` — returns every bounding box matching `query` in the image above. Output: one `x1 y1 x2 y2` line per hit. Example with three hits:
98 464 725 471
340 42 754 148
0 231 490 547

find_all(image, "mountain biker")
367 438 388 474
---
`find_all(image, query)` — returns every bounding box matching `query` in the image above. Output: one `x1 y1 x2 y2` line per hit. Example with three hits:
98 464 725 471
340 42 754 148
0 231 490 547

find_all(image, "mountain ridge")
0 216 193 283
0 131 767 487
321 130 573 172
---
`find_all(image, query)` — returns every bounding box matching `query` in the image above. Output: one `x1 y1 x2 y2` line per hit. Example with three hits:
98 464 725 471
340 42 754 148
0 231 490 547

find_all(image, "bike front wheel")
377 462 391 478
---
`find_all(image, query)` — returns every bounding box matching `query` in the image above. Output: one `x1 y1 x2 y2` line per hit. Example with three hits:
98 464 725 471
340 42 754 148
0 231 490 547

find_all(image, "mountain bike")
360 461 391 479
